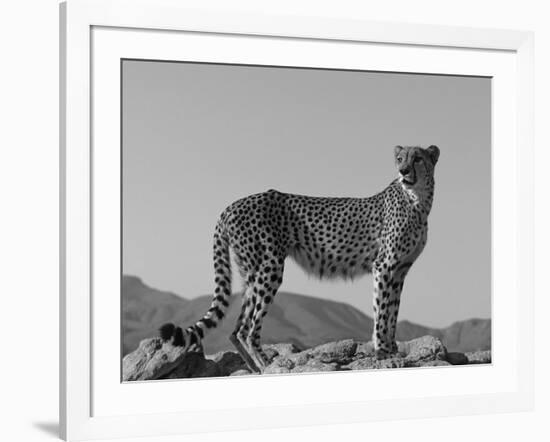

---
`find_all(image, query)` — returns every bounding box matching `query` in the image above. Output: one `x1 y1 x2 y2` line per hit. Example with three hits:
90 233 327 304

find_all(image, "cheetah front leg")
372 266 392 359
372 262 411 359
372 264 406 359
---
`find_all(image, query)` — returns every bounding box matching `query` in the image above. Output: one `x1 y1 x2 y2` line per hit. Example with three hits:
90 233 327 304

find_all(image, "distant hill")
122 275 491 356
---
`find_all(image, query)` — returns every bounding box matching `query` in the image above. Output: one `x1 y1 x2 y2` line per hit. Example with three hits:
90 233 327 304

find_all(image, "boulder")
465 350 492 364
122 338 189 381
309 339 358 364
263 343 302 360
287 351 311 366
263 357 294 374
207 351 248 375
165 353 221 379
446 352 469 365
403 336 447 363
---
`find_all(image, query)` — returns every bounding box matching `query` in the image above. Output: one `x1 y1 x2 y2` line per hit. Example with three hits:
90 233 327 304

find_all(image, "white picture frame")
60 0 534 440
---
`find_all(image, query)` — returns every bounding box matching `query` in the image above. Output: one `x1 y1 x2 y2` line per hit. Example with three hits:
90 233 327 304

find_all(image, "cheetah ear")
394 145 404 158
426 145 440 165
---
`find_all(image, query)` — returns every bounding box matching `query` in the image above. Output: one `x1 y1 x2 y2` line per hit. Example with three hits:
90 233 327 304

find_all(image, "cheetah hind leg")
244 267 284 372
247 337 270 371
229 333 260 373
229 295 261 373
230 314 268 374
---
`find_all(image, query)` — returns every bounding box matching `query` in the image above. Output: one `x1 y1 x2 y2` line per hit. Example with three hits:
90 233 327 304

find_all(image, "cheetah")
160 145 440 373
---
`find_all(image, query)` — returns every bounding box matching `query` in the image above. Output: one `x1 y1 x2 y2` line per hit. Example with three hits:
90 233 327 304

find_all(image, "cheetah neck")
397 178 435 217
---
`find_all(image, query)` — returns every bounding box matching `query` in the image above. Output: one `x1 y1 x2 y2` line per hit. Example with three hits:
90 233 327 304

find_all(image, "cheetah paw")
375 348 392 360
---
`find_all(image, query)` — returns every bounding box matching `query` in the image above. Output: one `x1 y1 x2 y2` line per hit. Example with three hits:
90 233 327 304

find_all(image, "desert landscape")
122 275 491 380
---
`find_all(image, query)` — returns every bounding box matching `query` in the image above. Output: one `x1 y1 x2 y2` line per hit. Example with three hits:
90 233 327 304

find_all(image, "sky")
122 60 491 328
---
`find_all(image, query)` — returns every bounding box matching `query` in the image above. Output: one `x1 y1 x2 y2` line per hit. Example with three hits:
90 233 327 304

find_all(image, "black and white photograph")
4 0 546 440
121 60 492 381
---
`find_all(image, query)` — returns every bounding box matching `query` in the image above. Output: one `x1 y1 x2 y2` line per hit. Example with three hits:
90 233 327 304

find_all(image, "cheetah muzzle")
160 144 440 373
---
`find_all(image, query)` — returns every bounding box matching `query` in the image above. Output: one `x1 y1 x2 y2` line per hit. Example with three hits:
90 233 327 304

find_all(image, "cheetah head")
394 145 440 188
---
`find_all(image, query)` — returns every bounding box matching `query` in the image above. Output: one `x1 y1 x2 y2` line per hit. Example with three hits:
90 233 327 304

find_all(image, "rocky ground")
122 335 491 381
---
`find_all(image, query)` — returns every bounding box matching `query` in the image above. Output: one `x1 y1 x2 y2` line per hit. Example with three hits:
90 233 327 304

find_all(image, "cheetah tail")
189 222 233 347
159 221 233 352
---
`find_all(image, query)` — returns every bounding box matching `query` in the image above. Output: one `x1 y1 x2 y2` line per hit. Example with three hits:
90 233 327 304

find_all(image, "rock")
165 354 221 379
355 341 375 357
309 339 358 364
263 343 301 360
343 357 377 370
446 352 469 365
421 360 452 367
465 350 491 364
287 351 311 366
267 356 295 370
344 357 407 370
122 338 189 381
263 363 292 375
208 351 248 376
403 336 447 363
230 369 252 376
205 351 226 362
293 360 338 373
395 341 409 355
122 335 485 381
375 357 409 369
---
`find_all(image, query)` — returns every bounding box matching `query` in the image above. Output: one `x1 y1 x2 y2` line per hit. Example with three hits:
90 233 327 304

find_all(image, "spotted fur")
160 145 440 372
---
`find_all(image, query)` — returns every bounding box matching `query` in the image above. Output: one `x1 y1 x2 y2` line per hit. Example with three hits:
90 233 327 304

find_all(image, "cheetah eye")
397 157 403 163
